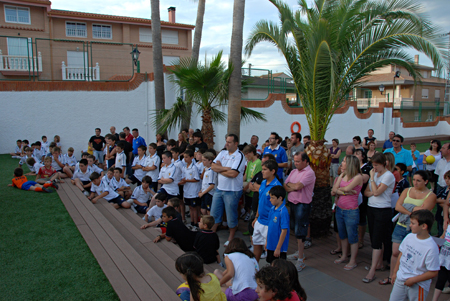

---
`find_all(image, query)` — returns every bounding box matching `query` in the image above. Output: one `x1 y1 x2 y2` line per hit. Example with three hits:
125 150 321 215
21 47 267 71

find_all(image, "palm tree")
151 0 165 133
181 0 206 130
246 0 447 237
227 0 246 137
152 51 266 148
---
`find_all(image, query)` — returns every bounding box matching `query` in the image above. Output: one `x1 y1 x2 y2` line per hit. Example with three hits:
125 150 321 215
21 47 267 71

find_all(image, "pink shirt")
285 165 316 204
337 178 362 209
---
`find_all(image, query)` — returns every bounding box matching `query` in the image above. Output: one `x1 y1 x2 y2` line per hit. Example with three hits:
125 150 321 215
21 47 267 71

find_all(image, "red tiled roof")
48 9 195 29
0 24 44 31
4 0 51 6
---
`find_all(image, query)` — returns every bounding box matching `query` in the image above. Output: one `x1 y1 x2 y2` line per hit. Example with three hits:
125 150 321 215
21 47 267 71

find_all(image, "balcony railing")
61 61 100 81
353 96 412 109
0 50 42 73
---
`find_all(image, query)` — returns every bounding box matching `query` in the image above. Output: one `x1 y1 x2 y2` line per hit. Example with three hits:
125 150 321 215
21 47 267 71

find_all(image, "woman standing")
363 153 396 283
177 132 188 154
156 134 166 159
354 149 372 249
423 139 442 191
331 155 363 271
366 141 378 162
329 139 341 186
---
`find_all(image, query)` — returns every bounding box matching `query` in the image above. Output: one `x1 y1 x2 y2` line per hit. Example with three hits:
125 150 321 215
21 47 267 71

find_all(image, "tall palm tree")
246 0 447 237
151 0 165 133
181 0 206 130
227 0 246 137
152 51 266 148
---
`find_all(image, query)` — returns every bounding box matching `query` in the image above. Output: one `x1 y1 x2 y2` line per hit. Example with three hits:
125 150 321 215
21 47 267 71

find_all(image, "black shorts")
128 175 142 186
82 180 91 192
134 204 148 214
108 196 126 206
266 250 287 264
185 197 200 207
157 188 178 201
201 194 213 210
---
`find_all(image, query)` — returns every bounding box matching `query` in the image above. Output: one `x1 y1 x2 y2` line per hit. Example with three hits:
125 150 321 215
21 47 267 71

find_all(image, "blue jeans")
210 189 242 229
289 202 311 240
392 223 409 244
93 150 104 164
335 207 359 244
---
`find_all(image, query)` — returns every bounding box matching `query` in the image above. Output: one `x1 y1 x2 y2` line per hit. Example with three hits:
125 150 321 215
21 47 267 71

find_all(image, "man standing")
362 129 377 150
434 143 450 236
284 153 316 272
131 128 146 157
123 127 133 144
263 132 288 181
383 134 413 173
382 131 395 151
250 135 262 156
89 128 106 169
119 132 133 177
289 133 304 170
211 134 247 245
110 126 119 141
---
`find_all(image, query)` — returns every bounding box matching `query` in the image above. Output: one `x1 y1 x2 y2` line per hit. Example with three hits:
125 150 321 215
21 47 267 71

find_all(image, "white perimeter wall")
1 79 449 155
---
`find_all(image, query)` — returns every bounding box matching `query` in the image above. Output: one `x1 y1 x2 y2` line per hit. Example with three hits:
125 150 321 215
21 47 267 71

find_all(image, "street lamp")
130 45 141 73
393 70 401 102
378 84 385 95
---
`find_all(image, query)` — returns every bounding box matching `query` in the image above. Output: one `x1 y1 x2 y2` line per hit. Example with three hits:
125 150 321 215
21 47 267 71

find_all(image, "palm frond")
240 107 267 124
150 97 190 134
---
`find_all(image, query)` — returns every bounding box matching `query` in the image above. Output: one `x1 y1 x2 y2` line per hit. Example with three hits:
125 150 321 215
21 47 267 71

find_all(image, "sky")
51 0 450 74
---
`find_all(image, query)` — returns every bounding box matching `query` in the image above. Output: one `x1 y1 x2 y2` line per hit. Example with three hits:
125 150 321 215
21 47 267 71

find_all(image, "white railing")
354 96 413 109
61 61 100 81
0 50 42 72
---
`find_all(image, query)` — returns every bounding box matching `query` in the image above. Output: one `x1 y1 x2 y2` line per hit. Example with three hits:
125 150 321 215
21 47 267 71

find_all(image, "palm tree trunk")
151 0 165 133
181 0 206 131
201 108 215 148
305 140 333 237
227 0 245 137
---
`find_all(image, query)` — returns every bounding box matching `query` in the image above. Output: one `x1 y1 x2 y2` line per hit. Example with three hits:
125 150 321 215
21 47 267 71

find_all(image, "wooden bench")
58 182 223 300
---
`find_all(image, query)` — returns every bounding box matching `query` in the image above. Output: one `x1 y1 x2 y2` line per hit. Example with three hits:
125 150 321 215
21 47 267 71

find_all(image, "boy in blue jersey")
263 132 288 181
266 185 289 263
251 159 281 262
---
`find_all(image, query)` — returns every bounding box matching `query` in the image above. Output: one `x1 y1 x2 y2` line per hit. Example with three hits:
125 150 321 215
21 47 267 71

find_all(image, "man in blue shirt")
384 134 413 176
263 132 288 181
131 128 146 156
382 131 395 151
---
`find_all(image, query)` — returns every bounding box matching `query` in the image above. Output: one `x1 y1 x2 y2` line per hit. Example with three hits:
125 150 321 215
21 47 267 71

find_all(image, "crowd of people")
8 126 450 301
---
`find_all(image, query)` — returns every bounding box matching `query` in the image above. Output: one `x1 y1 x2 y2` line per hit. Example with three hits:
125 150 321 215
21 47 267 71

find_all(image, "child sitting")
214 237 259 300
37 156 61 185
71 159 92 196
390 210 440 301
266 185 289 263
87 155 104 176
111 168 131 200
128 145 147 185
33 141 44 163
18 147 34 170
199 152 217 216
63 147 77 178
271 259 307 301
88 172 131 209
51 147 68 178
175 252 226 301
129 176 155 214
153 206 197 252
141 196 179 230
8 168 55 193
10 139 22 158
255 265 299 301
41 136 49 154
194 216 221 264
25 157 43 176
102 167 115 187
143 193 167 224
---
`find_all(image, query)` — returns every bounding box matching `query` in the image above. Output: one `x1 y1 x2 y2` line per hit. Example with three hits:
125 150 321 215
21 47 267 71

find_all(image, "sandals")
379 277 392 285
358 242 364 249
330 249 342 255
362 276 377 283
364 265 385 271
344 264 357 271
334 257 348 264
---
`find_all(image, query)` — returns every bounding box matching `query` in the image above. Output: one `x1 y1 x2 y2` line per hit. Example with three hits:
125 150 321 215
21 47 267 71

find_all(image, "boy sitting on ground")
8 167 55 193
18 147 34 169
71 159 92 196
129 176 155 214
36 156 62 185
88 172 131 209
194 215 221 264
390 210 440 301
33 141 44 163
63 147 77 178
141 196 180 230
10 139 22 158
25 157 43 177
87 155 104 176
143 193 167 224
51 147 68 178
102 167 115 187
111 168 132 199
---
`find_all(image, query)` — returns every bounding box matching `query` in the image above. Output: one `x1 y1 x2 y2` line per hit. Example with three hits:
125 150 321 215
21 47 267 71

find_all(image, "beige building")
0 0 194 81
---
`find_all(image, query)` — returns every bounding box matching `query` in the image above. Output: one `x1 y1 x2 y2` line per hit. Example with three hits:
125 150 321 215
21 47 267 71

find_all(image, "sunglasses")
393 139 401 142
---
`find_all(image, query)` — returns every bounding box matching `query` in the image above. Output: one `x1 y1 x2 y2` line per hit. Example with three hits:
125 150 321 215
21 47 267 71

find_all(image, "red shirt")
279 291 301 301
38 166 56 178
125 134 133 144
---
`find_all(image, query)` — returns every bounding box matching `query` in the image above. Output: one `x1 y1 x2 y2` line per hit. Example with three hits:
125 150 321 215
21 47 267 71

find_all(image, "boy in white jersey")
144 143 160 191
129 176 154 214
179 149 201 229
71 159 92 196
51 147 68 178
63 147 77 177
102 167 115 188
25 157 43 176
113 141 127 178
19 147 35 170
127 145 147 186
11 139 22 158
88 172 130 209
87 155 104 176
390 210 440 301
199 152 217 215
149 151 180 209
41 136 49 154
33 142 44 163
112 168 131 199
144 193 167 223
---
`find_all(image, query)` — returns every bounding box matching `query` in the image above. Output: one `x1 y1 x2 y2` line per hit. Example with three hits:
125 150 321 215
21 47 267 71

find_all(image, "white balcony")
0 50 42 75
354 96 413 109
61 61 100 81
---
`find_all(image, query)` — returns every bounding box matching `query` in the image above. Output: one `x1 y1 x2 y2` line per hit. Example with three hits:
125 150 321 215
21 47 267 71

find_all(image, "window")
66 22 87 37
163 56 180 66
363 90 372 99
5 5 30 24
93 24 112 39
421 70 428 78
162 30 178 44
7 37 32 56
139 28 152 42
422 88 429 99
414 111 420 122
435 90 440 102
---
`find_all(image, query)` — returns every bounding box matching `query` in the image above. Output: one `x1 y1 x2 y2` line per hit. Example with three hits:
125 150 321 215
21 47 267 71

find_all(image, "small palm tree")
152 51 266 147
246 0 447 237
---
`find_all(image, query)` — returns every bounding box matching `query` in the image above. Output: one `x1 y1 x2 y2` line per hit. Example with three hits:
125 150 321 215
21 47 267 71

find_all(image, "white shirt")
214 149 247 191
89 164 103 174
225 252 259 294
115 151 127 171
182 163 201 198
368 170 395 208
72 169 92 182
111 177 130 191
64 154 77 166
91 180 120 201
158 163 179 196
397 233 440 290
173 159 184 182
435 158 450 187
146 204 167 221
14 145 21 154
41 141 49 153
132 154 147 181
145 153 160 182
131 185 152 204
31 162 44 174
19 155 34 170
33 148 44 162
101 175 114 188
51 155 65 171
201 167 217 196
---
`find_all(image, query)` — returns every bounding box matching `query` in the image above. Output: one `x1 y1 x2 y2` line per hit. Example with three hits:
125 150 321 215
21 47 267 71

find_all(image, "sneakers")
287 251 305 261
248 245 254 252
130 205 138 213
240 208 246 218
260 251 267 259
43 188 53 193
442 287 450 294
83 190 90 197
295 259 306 272
244 212 251 221
51 180 59 190
304 238 312 249
224 241 229 247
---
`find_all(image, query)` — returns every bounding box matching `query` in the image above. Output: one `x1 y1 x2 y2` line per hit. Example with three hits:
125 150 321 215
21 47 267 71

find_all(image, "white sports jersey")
115 151 127 172
19 155 34 170
214 149 246 191
64 154 77 166
14 145 21 154
41 141 49 153
201 167 217 196
31 162 44 174
146 153 160 182
91 180 120 201
132 154 147 181
158 163 179 196
33 148 44 162
101 175 114 188
51 155 65 171
131 185 152 204
173 159 184 182
182 163 201 198
89 164 103 174
72 169 92 182
111 177 130 191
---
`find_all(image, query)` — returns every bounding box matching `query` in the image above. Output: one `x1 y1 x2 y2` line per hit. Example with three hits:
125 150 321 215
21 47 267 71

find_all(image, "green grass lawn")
0 155 118 300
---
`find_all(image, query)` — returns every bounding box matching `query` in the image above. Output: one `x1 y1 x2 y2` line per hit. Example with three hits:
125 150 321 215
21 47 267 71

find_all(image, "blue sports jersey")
257 177 282 226
267 203 290 252
263 146 288 180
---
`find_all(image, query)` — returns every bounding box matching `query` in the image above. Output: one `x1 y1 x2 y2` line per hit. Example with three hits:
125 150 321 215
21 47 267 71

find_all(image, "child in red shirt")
37 157 61 184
